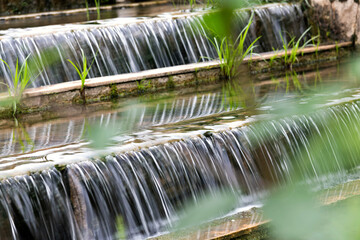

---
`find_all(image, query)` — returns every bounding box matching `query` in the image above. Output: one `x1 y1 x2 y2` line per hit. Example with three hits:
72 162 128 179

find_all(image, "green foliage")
85 0 90 21
264 185 360 240
222 80 247 109
205 0 214 8
85 121 117 149
166 76 175 89
67 49 96 103
67 50 94 91
0 55 33 116
314 67 322 85
85 100 141 149
210 0 262 12
12 121 35 153
286 71 302 92
136 79 152 93
206 14 260 79
312 32 321 59
116 216 127 239
95 0 101 20
110 84 118 99
84 0 100 21
268 48 280 68
172 190 237 231
187 0 197 10
279 27 317 69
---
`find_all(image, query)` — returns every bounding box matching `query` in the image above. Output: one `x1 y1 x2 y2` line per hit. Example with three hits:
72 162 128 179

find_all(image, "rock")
357 6 360 44
308 0 334 42
66 168 91 240
308 0 360 43
331 0 358 41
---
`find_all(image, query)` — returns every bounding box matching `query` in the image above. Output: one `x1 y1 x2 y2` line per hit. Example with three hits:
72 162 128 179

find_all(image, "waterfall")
1 100 360 239
0 169 79 240
0 4 307 88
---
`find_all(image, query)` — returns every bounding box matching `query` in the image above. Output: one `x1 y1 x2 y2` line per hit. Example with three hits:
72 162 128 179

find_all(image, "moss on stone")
109 84 119 100
54 164 66 172
166 76 175 89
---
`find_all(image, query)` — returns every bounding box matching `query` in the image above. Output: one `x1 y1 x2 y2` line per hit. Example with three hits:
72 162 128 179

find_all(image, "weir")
0 3 307 88
0 98 359 239
0 1 359 239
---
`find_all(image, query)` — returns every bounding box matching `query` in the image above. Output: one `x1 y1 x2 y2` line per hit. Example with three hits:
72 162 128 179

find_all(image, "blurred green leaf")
173 190 237 231
85 100 143 149
86 123 116 149
116 216 127 240
264 185 360 240
203 10 233 39
264 186 324 240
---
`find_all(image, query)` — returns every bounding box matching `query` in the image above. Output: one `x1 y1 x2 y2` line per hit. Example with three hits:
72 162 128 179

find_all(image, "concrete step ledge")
22 42 352 98
32 42 355 95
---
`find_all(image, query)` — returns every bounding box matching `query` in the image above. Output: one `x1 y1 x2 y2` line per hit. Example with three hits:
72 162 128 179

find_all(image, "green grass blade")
67 60 82 79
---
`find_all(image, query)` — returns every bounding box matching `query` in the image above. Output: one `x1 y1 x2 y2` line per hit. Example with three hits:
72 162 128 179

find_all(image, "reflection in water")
0 91 240 157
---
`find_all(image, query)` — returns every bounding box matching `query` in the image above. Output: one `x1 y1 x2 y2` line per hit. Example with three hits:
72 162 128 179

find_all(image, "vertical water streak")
0 169 79 240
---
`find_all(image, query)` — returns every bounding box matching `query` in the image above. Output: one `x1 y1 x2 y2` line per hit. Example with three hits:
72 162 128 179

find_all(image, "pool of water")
0 63 357 178
0 3 192 30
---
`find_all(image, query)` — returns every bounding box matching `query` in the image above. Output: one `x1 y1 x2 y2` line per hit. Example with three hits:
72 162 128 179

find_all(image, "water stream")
1 97 360 240
0 3 306 88
0 3 358 239
0 66 359 239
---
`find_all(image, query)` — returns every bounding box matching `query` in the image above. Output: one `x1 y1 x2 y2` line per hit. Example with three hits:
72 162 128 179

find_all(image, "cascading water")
1 100 360 240
0 3 307 88
0 169 79 240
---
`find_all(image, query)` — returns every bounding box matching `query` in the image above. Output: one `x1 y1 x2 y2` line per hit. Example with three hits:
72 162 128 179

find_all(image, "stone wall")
0 0 116 15
307 0 360 44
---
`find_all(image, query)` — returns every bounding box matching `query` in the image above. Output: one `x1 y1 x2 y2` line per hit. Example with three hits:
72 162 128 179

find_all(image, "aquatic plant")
94 0 101 20
136 79 152 93
312 30 321 59
85 0 90 21
222 79 247 109
335 41 339 58
67 49 95 103
85 0 100 21
207 14 260 79
188 0 197 10
280 27 317 70
206 0 214 8
13 122 35 153
268 48 280 68
0 56 33 116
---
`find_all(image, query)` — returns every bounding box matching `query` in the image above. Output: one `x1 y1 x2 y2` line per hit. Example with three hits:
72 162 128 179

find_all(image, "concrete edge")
17 42 352 98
